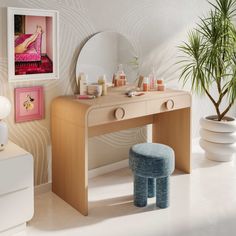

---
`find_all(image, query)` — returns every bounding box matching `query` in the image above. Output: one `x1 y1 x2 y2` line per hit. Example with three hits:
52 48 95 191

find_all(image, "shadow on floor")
89 168 133 188
30 193 161 232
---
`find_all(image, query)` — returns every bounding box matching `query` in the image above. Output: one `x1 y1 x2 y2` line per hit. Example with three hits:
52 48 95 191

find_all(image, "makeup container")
87 84 102 96
157 79 164 85
157 84 166 91
156 78 166 91
75 95 95 99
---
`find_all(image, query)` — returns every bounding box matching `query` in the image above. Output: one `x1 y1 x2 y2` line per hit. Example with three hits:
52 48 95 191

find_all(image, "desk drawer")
87 101 146 127
147 94 191 115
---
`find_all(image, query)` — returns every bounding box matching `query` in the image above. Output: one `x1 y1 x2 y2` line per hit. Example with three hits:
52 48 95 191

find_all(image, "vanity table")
51 87 191 216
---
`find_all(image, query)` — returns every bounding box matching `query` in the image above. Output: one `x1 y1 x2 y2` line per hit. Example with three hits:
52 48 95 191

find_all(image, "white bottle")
77 72 84 91
98 75 107 96
79 73 88 95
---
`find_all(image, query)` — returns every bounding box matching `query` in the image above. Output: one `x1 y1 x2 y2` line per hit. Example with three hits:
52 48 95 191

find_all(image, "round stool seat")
129 143 175 178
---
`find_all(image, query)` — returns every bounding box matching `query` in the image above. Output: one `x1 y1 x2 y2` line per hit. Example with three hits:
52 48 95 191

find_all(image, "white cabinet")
0 141 34 235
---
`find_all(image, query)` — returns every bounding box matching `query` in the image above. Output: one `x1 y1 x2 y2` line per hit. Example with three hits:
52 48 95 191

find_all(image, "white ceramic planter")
199 115 236 162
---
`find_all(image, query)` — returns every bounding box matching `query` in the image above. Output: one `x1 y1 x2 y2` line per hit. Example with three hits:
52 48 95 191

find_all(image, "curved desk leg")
51 117 88 216
152 108 191 173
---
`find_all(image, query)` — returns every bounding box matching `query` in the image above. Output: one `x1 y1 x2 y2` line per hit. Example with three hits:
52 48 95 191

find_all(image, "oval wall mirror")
76 32 138 85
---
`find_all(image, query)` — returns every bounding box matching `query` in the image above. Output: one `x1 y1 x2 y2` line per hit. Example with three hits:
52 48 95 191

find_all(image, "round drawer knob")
165 99 174 110
114 107 125 120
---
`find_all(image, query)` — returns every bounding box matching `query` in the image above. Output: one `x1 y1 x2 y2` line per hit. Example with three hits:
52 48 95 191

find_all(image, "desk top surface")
60 86 191 109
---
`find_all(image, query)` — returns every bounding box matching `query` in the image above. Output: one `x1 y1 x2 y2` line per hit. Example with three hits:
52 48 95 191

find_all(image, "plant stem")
202 84 217 106
201 84 222 120
216 65 222 94
218 100 234 121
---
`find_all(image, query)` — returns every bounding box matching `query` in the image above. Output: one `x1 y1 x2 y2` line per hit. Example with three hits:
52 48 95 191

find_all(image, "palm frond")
178 0 236 120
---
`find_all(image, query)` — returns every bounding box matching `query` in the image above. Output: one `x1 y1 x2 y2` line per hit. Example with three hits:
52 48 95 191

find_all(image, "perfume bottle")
117 64 126 86
143 77 149 91
149 66 156 90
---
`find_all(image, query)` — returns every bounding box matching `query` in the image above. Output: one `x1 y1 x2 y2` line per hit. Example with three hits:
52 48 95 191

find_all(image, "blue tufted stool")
129 143 175 208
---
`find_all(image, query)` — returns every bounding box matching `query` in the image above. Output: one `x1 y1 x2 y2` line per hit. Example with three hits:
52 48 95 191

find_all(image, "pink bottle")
148 67 156 90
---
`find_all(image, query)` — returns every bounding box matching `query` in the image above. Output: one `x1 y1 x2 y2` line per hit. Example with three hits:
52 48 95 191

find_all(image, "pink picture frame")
14 86 44 123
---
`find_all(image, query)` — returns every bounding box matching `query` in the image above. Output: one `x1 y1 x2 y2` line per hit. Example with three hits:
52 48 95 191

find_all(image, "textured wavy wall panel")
0 0 234 185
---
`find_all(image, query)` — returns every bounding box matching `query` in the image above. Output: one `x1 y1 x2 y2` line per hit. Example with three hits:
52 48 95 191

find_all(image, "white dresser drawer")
146 94 191 115
0 187 34 232
87 101 146 127
0 154 33 196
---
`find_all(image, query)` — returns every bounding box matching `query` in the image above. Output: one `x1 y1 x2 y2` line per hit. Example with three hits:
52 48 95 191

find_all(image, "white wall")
0 0 235 185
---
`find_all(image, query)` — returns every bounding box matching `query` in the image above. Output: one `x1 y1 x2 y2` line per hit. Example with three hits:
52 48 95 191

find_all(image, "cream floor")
18 144 236 236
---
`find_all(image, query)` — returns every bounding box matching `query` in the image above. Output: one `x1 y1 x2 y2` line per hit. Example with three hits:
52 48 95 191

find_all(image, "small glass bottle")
117 64 127 85
149 67 156 90
157 78 164 85
143 77 149 92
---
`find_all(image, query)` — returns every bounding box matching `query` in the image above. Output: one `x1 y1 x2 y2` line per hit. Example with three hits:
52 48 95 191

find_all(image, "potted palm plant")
179 0 236 161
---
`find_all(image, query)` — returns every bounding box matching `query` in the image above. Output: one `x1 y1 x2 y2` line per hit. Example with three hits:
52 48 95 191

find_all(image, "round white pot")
199 115 236 162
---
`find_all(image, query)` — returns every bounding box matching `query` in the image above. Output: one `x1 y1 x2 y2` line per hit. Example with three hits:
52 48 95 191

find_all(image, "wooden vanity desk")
51 86 191 216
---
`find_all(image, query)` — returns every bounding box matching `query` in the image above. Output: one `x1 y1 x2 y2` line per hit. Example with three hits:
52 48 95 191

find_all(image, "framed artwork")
8 7 59 82
14 86 44 123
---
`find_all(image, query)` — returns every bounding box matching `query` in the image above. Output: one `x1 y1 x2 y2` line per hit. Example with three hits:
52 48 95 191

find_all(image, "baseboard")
34 182 52 196
192 137 200 145
88 159 129 179
34 139 201 195
0 223 26 236
34 159 129 195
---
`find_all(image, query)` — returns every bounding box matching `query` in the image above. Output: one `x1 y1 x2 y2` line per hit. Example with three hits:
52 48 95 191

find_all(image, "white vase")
199 115 236 162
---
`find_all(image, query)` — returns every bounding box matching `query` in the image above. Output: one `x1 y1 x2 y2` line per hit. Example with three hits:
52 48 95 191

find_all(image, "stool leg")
148 178 156 198
156 177 169 208
134 174 148 207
